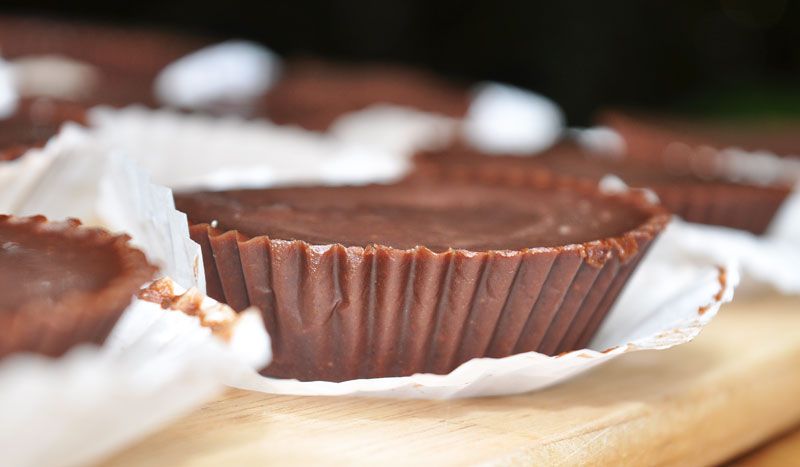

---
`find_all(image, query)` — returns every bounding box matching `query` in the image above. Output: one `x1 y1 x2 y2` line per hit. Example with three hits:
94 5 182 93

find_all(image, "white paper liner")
663 191 800 295
464 82 564 154
11 55 100 101
329 104 458 156
87 106 409 191
154 44 562 156
0 125 203 289
326 81 565 158
0 129 270 464
0 56 17 118
0 278 269 467
155 41 282 111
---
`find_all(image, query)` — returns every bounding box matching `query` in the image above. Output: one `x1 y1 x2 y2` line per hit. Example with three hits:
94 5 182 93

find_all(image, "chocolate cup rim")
414 141 796 193
187 169 670 265
0 215 157 352
599 109 800 187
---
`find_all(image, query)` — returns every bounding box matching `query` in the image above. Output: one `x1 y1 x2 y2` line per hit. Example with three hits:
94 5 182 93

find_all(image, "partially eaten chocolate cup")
175 174 669 382
0 215 156 358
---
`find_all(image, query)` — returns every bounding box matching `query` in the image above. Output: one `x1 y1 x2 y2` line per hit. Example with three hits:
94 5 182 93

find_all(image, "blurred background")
1 0 798 125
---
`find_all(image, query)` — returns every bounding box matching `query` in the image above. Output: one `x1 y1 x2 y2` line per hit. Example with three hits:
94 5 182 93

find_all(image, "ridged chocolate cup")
413 144 791 236
0 215 157 358
601 110 800 163
598 111 795 234
649 182 789 235
184 174 669 382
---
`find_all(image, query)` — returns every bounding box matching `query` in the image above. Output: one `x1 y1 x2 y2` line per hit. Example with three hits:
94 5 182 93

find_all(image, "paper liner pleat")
190 223 661 382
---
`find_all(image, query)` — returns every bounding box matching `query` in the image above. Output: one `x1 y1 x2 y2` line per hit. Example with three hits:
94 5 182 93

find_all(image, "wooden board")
733 425 800 466
104 295 800 466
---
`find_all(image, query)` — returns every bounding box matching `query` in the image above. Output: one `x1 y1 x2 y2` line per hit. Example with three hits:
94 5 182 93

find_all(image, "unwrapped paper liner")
154 40 282 111
464 82 564 154
87 106 410 191
224 220 736 398
0 55 17 118
327 82 564 157
0 125 203 290
329 104 458 156
0 277 269 467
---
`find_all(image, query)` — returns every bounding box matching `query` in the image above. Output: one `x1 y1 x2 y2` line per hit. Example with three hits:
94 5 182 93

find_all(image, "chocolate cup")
0 15 208 79
0 215 157 358
413 146 792 236
258 59 471 131
0 98 89 161
601 110 800 163
649 182 789 235
186 175 669 382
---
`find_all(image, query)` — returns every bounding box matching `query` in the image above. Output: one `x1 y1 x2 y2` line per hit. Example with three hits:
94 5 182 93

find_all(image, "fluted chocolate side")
412 149 791 236
0 215 156 358
189 204 666 382
599 111 794 234
650 183 789 235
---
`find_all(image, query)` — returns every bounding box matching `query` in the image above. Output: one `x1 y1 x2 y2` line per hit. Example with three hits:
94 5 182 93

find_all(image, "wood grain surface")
103 295 800 466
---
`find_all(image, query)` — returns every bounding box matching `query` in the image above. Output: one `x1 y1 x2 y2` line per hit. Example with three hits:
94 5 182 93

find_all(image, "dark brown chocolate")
0 98 88 160
176 177 668 381
0 215 156 358
414 142 791 235
260 59 470 131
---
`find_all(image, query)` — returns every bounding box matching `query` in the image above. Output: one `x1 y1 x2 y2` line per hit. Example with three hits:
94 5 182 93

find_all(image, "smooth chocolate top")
0 221 123 312
261 59 470 131
175 181 652 252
